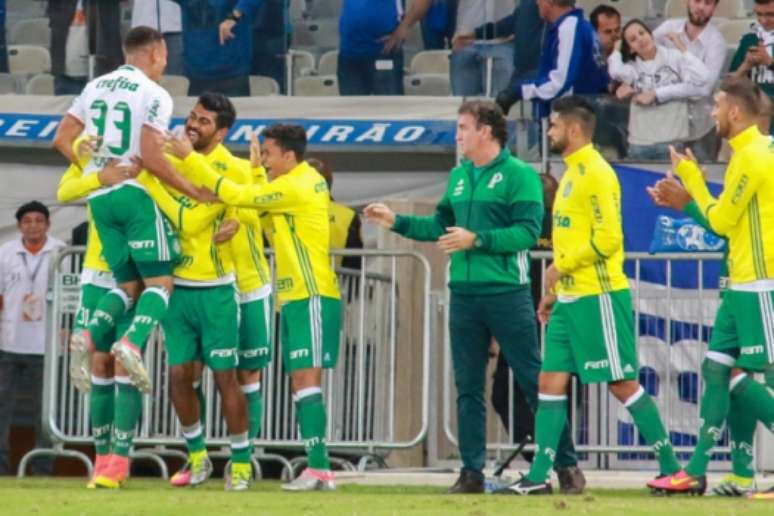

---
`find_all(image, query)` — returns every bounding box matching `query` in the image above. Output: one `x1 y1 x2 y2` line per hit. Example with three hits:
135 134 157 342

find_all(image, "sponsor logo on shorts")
91 309 114 326
324 352 331 362
304 436 325 450
623 364 635 374
133 315 154 325
289 349 309 360
584 359 609 370
741 345 764 355
241 348 270 358
210 348 237 358
129 240 156 250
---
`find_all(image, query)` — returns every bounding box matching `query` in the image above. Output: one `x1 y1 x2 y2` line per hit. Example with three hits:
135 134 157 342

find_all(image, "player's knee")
91 352 114 377
169 364 194 392
213 369 240 391
237 369 260 385
607 379 640 403
538 372 568 395
702 352 734 381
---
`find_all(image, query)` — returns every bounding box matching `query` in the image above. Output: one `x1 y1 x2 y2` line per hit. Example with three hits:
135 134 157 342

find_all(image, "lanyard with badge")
19 251 45 322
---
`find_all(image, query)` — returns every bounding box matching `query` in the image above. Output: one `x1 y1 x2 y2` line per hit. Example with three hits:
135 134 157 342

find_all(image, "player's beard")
549 134 568 155
187 127 213 151
715 117 729 139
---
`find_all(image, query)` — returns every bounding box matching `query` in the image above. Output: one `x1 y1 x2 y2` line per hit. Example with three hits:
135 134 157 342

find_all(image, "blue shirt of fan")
339 0 404 58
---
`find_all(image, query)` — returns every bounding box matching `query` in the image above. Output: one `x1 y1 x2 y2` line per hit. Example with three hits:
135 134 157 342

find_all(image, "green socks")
243 383 263 454
230 432 251 464
181 421 206 454
624 387 680 475
124 287 169 351
113 378 143 457
526 394 567 483
729 374 757 478
295 387 330 470
90 376 114 455
88 288 131 346
686 356 733 477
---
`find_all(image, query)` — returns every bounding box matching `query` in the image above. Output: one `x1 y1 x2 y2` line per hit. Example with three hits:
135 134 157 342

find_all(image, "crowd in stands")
0 0 771 161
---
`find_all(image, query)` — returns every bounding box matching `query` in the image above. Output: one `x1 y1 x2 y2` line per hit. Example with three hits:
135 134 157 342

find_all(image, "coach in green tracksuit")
365 101 582 494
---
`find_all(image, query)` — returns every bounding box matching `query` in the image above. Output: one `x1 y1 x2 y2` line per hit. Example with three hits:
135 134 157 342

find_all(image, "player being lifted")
172 124 341 491
498 96 680 495
648 77 774 495
52 26 201 487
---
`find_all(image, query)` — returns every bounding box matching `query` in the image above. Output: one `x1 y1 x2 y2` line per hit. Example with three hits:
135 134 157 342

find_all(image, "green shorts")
709 289 774 371
89 185 180 283
161 284 239 371
238 294 273 370
543 289 639 384
281 295 342 373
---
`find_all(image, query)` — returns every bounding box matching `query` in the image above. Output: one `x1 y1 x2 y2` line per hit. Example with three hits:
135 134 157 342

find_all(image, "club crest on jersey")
453 178 465 196
487 172 503 189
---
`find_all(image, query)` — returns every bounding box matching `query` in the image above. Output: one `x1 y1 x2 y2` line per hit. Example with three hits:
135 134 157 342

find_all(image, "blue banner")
0 113 457 146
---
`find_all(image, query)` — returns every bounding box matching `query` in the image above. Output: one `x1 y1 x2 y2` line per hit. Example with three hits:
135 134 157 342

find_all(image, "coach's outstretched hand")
364 203 396 229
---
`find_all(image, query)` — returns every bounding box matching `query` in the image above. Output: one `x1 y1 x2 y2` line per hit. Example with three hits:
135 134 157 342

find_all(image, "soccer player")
56 138 142 488
497 96 680 495
52 26 202 399
136 93 255 491
647 92 774 497
177 124 341 492
364 100 584 495
648 77 774 495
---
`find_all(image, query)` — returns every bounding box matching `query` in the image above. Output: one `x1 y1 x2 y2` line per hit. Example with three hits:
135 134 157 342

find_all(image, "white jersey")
0 236 65 355
67 64 173 198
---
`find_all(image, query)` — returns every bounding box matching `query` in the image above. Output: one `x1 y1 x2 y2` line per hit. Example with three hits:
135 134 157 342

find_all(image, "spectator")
454 0 545 85
132 0 184 76
251 0 289 93
421 0 454 50
0 0 7 73
653 0 726 161
589 4 621 60
307 157 364 270
338 0 432 96
47 0 86 95
0 202 64 475
87 0 124 76
174 0 262 97
608 19 710 160
729 0 774 132
495 0 608 119
448 0 518 96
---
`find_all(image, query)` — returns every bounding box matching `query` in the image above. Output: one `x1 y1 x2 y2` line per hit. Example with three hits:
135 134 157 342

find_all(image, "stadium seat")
24 73 54 95
159 75 190 96
307 17 340 50
9 18 51 47
288 48 317 77
663 0 746 18
717 19 755 45
404 74 451 96
578 0 651 18
290 0 306 21
292 21 316 46
294 75 338 96
8 45 51 75
249 75 280 96
410 50 451 75
307 0 342 18
0 73 18 94
318 49 339 76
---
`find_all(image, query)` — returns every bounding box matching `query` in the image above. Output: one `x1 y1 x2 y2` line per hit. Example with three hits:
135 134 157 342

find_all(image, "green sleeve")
729 34 755 72
683 200 711 231
391 192 454 242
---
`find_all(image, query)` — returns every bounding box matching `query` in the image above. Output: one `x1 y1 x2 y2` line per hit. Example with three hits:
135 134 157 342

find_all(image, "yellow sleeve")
555 170 623 274
136 171 223 235
676 157 763 236
253 166 268 186
184 153 300 210
56 164 102 203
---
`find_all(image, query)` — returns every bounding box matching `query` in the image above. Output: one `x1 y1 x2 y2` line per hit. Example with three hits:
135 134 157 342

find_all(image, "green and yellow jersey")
229 161 271 297
137 144 250 285
552 144 629 297
676 125 774 285
186 160 340 302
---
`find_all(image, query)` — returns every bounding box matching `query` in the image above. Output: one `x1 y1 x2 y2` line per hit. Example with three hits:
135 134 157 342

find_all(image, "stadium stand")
409 50 451 75
663 0 748 19
717 18 756 45
7 45 50 75
159 74 190 97
404 73 451 96
249 75 281 96
8 18 50 47
294 74 339 96
317 49 339 76
24 72 54 95
0 73 17 94
578 0 652 18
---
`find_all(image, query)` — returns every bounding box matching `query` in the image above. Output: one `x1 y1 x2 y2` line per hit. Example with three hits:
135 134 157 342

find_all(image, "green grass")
0 478 768 516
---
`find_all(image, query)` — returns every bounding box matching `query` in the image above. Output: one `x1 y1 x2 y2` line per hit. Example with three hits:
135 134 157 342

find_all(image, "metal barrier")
20 247 432 478
441 251 736 469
